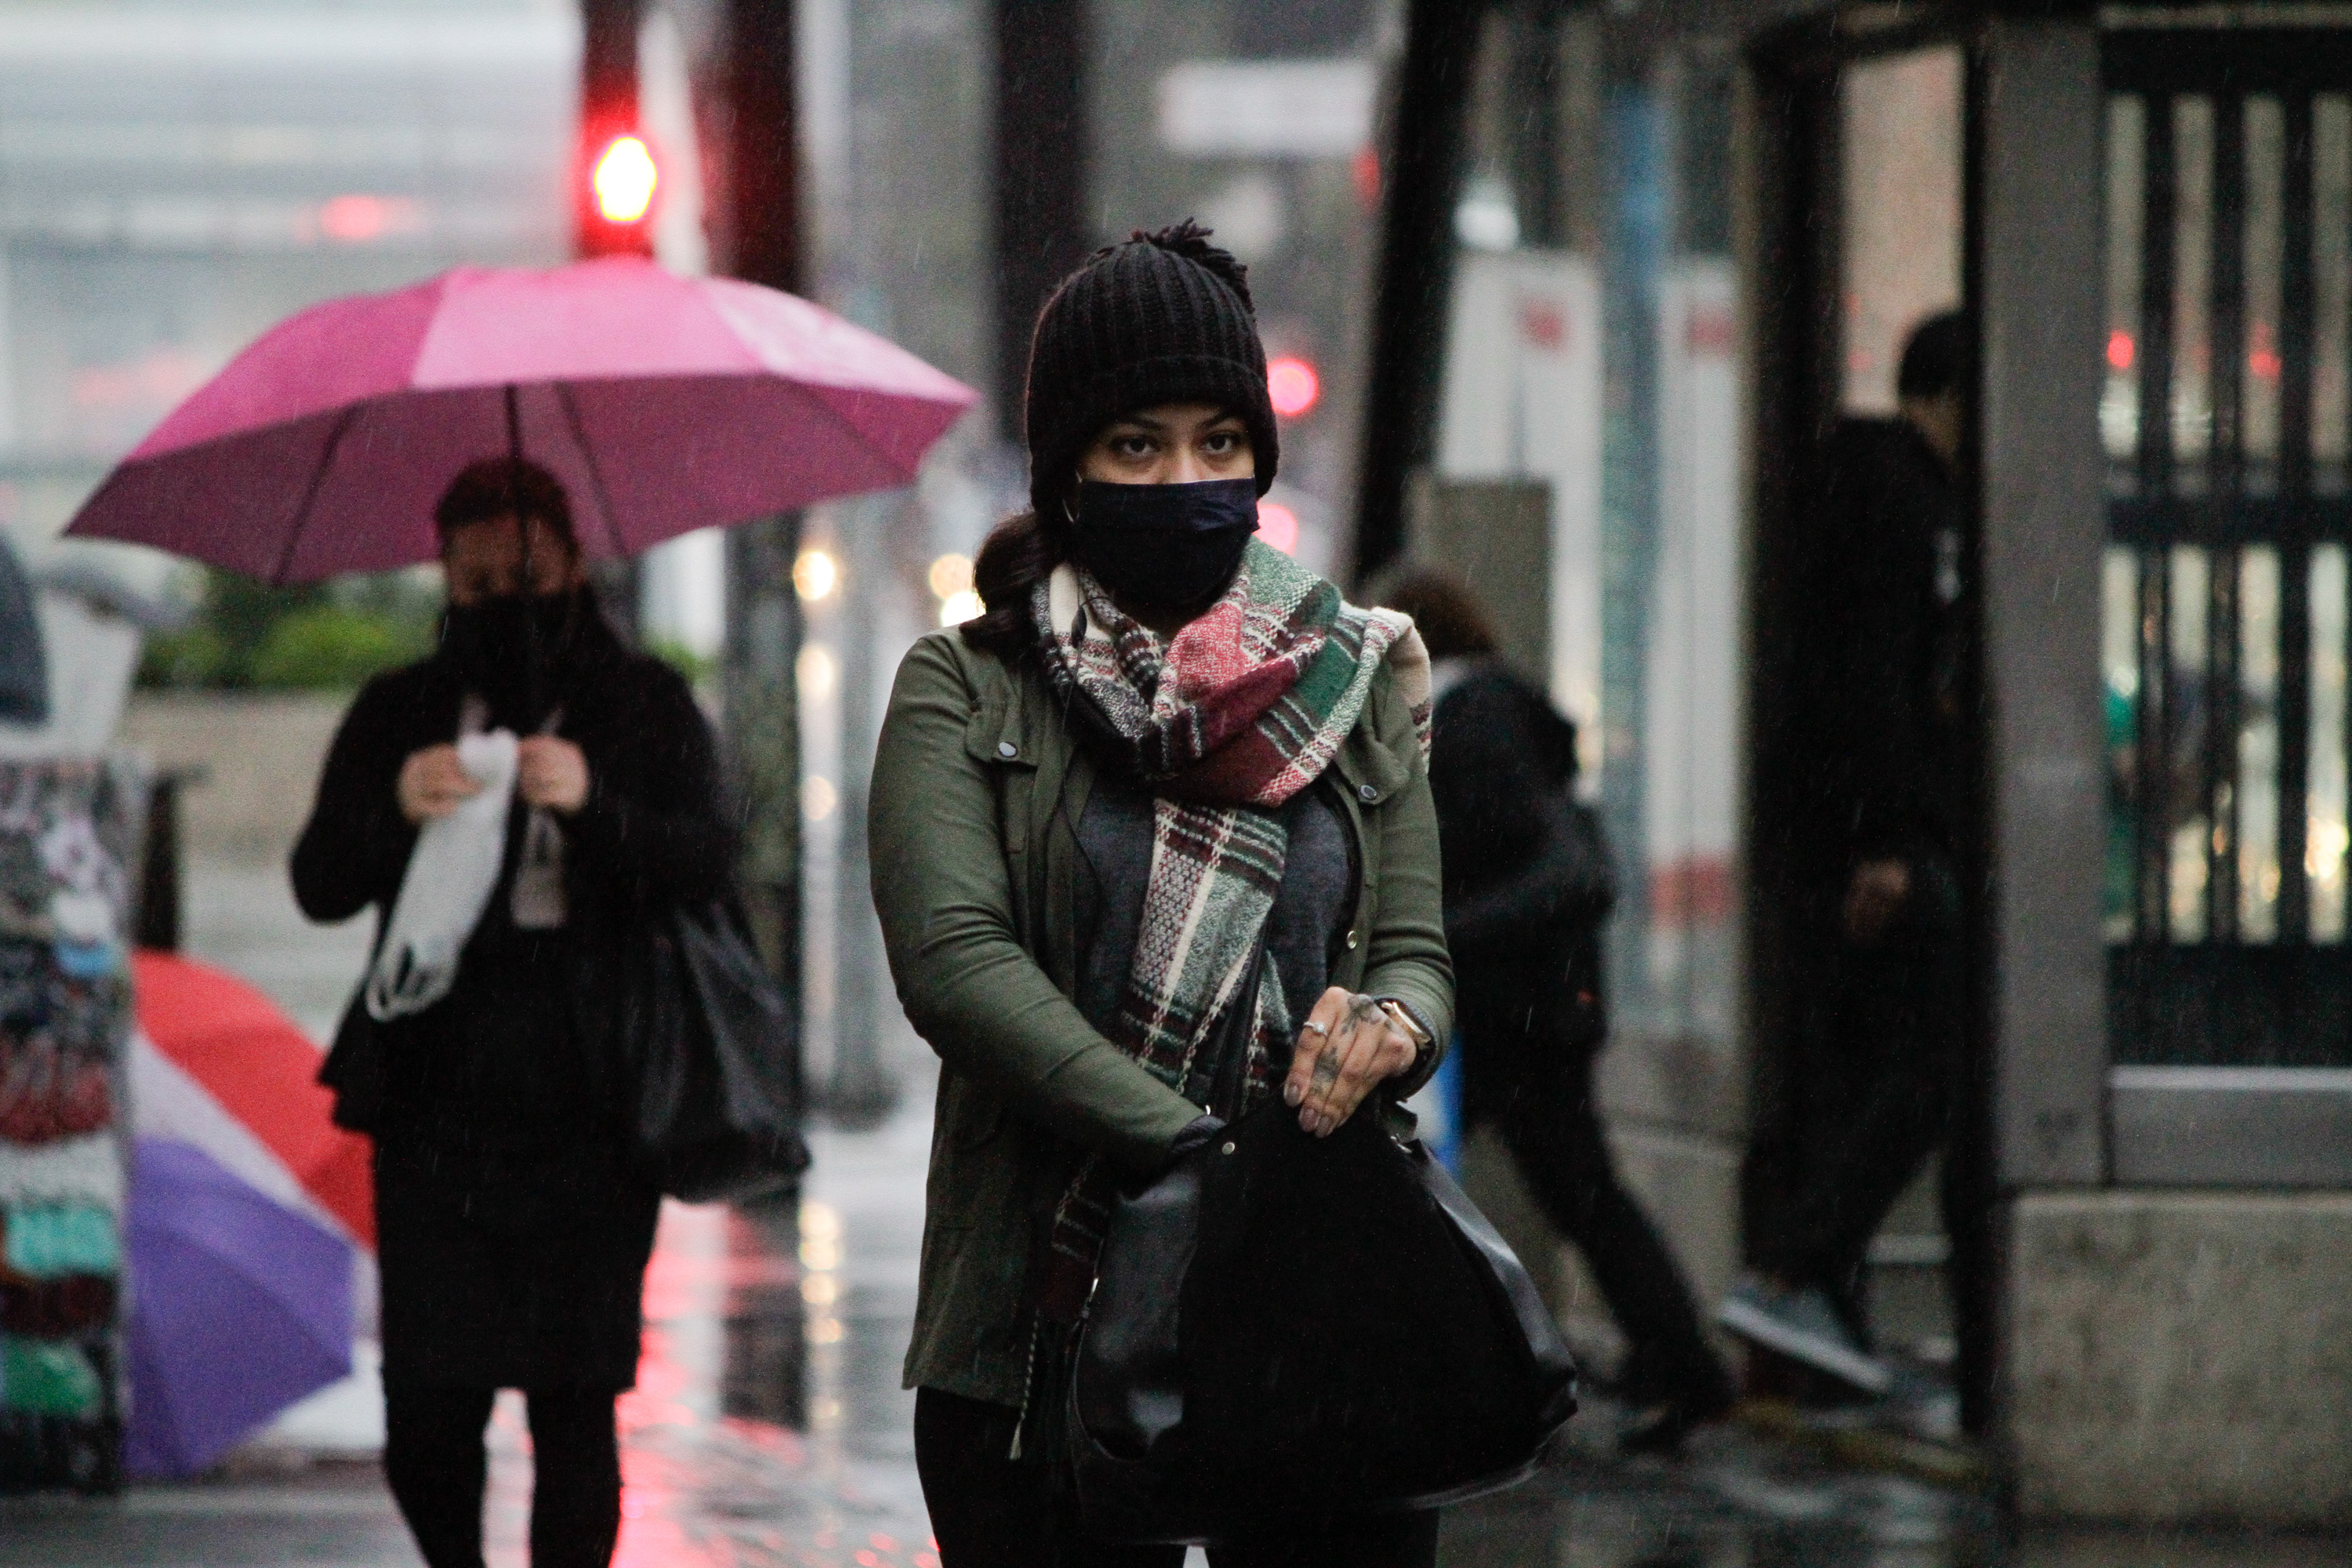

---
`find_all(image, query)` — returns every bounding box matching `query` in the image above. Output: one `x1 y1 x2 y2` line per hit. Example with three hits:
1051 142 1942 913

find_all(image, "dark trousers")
1765 859 1997 1434
913 1388 1440 1568
383 1380 622 1568
1455 967 1733 1411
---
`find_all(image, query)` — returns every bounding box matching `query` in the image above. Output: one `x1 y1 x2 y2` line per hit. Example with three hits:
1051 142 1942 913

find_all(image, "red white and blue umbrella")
122 953 374 1478
121 1138 352 1478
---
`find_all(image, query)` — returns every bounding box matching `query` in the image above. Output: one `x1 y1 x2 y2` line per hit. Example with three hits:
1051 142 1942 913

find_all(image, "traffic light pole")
581 0 639 141
578 0 653 261
577 0 646 633
993 0 1091 441
1353 0 1481 585
715 0 811 1110
724 0 800 297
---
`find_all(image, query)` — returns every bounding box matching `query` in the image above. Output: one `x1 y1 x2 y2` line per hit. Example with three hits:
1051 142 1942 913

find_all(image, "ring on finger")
1300 1020 1330 1037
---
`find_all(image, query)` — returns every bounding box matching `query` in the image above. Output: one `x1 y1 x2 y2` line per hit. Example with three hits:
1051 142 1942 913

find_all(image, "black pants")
383 1380 622 1568
1763 858 1997 1434
913 1388 1439 1568
1455 966 1733 1412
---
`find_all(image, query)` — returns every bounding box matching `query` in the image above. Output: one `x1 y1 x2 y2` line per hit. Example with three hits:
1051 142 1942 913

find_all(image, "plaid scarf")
1026 541 1429 1323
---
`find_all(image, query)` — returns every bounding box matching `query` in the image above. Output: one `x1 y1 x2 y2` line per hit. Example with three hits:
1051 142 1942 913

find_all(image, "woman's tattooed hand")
1282 988 1418 1138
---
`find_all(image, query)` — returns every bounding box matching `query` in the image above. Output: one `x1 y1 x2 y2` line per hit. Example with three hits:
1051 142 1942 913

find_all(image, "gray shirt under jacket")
1072 774 1357 1093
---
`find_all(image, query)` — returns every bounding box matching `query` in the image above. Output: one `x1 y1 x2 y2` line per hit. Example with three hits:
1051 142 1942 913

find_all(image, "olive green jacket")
869 626 1454 1406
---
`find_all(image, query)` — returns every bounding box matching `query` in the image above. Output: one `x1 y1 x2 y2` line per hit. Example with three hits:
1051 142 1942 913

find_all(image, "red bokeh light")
2250 321 2282 382
1520 300 1565 350
2107 329 2136 372
1267 356 1320 419
320 195 389 242
1686 307 1734 355
1258 499 1299 556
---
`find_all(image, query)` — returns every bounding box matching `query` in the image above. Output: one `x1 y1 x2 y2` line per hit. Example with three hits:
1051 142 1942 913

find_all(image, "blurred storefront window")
1413 12 1753 1333
0 1 575 585
1090 0 1388 579
1423 18 1744 1079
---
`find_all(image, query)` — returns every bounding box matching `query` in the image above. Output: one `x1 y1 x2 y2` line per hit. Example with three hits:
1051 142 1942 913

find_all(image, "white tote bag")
364 728 519 1022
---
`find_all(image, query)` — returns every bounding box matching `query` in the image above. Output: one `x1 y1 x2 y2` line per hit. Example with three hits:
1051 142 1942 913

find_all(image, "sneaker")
1717 1273 1891 1396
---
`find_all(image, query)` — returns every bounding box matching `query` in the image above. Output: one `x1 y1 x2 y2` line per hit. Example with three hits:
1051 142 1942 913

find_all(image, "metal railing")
2104 31 2352 1065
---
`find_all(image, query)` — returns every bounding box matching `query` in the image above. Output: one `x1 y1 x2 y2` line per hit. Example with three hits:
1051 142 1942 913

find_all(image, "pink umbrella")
65 256 978 583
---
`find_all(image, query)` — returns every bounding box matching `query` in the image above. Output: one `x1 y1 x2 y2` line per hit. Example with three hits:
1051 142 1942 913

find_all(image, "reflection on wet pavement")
1448 1431 2001 1568
481 1110 939 1568
1 1089 2340 1567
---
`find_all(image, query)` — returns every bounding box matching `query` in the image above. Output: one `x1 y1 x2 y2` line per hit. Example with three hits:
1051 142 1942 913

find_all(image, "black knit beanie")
1023 220 1278 521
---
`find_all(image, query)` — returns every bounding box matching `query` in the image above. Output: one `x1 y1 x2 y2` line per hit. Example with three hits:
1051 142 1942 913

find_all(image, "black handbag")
1066 1095 1578 1544
619 898 810 1203
318 989 386 1134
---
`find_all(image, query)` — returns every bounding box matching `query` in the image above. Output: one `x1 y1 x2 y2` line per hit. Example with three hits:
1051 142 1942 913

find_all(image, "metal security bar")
2105 33 2352 1067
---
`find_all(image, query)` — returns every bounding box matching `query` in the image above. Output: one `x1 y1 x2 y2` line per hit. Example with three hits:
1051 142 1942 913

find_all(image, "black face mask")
1069 478 1258 611
440 590 579 724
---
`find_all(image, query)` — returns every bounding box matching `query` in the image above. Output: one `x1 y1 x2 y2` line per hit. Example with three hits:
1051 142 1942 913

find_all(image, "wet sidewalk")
0 1087 2330 1568
0 1107 934 1568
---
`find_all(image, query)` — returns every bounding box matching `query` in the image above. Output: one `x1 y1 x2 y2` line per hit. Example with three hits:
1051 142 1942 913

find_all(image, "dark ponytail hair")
962 505 1072 655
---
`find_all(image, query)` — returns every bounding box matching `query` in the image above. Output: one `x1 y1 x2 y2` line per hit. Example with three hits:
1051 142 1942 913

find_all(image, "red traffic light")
593 134 659 225
578 123 658 258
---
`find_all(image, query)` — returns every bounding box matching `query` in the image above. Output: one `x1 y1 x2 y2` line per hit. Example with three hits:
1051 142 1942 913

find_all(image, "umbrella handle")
503 383 545 721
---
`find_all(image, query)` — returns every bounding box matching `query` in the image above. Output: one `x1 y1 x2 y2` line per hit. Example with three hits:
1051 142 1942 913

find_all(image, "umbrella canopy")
131 950 374 1247
122 1138 354 1479
65 256 978 583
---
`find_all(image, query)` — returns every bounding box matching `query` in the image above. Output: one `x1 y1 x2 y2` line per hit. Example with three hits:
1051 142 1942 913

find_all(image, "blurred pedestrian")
292 458 733 1568
870 223 1452 1566
1378 572 1734 1455
1718 310 1993 1431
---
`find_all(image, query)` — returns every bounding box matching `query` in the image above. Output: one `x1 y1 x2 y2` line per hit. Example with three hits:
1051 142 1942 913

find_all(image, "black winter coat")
1788 417 1973 869
1426 661 1615 1058
291 606 732 1388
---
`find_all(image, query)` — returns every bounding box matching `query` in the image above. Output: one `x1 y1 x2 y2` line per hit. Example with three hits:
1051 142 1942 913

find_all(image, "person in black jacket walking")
1379 573 1733 1456
1717 311 1992 1431
292 458 732 1568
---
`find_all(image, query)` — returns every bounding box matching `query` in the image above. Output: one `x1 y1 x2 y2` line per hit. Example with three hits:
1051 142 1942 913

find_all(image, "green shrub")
249 605 433 690
136 622 231 689
136 567 440 691
643 637 715 688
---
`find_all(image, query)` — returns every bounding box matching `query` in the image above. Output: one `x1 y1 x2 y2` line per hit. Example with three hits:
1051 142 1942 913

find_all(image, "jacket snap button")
1220 1141 1236 1156
996 741 1018 759
1345 928 1359 950
1357 782 1377 802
